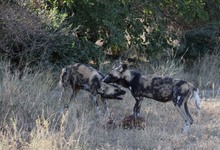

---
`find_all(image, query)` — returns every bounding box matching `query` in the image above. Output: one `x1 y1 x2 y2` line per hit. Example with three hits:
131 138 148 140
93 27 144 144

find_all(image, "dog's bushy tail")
188 82 201 111
59 68 67 88
189 83 201 117
193 89 201 110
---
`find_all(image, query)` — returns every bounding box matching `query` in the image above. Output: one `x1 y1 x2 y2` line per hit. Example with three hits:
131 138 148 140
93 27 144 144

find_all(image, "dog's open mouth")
102 94 124 100
99 86 126 100
115 90 126 100
114 91 126 100
115 95 123 100
102 91 126 100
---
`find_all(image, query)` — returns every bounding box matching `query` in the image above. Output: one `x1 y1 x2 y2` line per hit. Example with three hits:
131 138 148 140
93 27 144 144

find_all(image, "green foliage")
51 0 220 60
60 0 128 50
44 0 175 60
0 2 104 71
1 0 220 71
178 22 220 61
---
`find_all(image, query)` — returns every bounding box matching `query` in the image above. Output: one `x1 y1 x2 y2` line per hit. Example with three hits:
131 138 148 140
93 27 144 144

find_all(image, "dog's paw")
106 118 117 130
102 118 117 130
120 115 146 130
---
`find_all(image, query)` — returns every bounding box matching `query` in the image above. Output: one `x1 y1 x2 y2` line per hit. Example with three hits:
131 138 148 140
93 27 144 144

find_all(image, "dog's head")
98 82 126 100
103 63 129 86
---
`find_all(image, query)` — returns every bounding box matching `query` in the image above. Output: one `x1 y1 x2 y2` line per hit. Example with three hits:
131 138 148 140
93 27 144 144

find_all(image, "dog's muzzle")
100 89 126 100
115 90 126 100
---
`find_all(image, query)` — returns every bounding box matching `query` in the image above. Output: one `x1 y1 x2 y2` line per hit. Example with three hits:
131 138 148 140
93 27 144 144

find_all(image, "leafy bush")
1 0 220 71
41 0 177 60
177 23 220 67
0 3 104 72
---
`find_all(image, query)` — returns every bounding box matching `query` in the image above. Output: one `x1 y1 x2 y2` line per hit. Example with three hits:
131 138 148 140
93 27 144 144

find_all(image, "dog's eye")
115 89 120 92
109 74 114 77
98 87 105 93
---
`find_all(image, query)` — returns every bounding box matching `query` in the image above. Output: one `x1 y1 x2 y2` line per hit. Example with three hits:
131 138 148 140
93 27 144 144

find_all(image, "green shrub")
177 23 220 68
0 2 105 71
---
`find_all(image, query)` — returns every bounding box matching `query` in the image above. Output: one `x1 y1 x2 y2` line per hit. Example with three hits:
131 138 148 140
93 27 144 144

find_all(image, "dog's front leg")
121 96 145 129
90 94 101 117
132 96 144 117
101 97 110 117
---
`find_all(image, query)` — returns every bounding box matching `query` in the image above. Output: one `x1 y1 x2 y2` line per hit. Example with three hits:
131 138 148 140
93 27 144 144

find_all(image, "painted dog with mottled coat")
103 63 201 132
59 63 126 116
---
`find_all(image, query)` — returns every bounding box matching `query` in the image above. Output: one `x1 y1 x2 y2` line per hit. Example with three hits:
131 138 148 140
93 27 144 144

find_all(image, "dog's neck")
123 70 132 82
122 70 141 88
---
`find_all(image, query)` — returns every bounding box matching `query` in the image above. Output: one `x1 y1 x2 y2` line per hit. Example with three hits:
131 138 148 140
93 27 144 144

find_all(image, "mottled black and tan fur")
59 63 126 116
103 63 201 132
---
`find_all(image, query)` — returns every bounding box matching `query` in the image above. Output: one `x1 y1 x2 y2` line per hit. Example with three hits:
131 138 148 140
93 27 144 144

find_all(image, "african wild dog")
59 63 126 116
103 63 201 133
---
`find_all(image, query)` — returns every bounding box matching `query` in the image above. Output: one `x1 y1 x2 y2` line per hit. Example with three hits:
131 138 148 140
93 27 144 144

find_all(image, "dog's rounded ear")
122 64 127 70
113 60 121 69
97 87 104 94
118 63 127 73
98 82 107 94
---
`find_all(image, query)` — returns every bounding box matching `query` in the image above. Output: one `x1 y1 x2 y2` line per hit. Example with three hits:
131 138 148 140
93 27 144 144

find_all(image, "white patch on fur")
111 70 121 79
177 96 181 104
183 122 190 133
123 70 132 82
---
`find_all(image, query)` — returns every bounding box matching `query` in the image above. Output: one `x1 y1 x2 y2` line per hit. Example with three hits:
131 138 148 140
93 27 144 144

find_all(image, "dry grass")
0 59 220 150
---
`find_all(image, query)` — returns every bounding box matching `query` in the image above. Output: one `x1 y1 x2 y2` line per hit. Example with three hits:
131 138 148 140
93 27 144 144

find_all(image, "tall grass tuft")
190 52 220 89
0 62 90 149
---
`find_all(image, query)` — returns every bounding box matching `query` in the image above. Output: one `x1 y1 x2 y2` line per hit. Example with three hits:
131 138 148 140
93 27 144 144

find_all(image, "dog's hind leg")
58 84 69 115
173 87 194 133
69 88 79 100
57 92 65 117
176 105 191 133
59 87 65 102
58 79 68 102
62 87 79 113
58 87 77 118
182 93 194 124
66 77 80 108
184 101 193 123
176 98 194 133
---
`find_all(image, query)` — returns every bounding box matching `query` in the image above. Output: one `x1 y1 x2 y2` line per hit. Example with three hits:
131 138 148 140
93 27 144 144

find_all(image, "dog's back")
59 63 103 94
